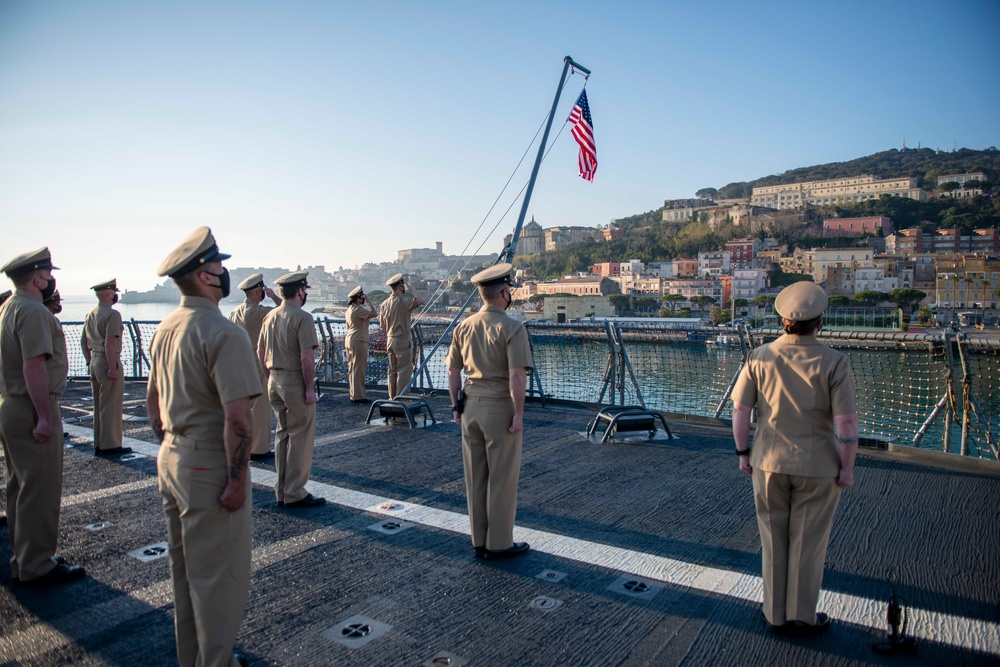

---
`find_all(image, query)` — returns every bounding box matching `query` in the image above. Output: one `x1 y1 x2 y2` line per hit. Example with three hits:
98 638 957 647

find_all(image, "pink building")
823 216 892 237
589 262 621 277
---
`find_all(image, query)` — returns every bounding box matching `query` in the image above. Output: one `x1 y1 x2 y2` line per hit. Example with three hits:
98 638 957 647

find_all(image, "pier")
1 381 997 665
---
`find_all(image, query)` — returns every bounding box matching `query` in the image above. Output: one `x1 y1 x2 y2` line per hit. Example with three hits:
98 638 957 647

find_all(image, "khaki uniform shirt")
731 333 857 477
148 296 261 443
228 300 274 350
259 302 319 371
84 304 123 353
0 290 68 397
379 292 418 343
345 302 375 346
445 305 534 399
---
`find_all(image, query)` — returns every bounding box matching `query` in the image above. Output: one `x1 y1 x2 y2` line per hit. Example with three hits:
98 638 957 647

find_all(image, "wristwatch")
736 448 751 456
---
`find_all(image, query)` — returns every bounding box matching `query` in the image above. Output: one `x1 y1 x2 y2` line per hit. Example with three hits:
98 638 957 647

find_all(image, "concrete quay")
1 380 998 666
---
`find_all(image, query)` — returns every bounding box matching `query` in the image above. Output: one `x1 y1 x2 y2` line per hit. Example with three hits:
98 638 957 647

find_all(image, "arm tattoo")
229 428 252 481
835 433 858 446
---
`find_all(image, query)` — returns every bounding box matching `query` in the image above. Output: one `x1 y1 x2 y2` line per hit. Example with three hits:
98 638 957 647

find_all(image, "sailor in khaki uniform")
379 273 424 398
229 273 282 460
43 289 62 315
146 227 260 667
82 279 132 456
258 271 325 508
345 285 378 402
731 281 859 638
0 247 85 585
446 263 534 560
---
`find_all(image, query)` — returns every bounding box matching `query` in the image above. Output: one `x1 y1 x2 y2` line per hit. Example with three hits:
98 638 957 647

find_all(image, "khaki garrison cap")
238 273 264 291
386 273 405 287
0 290 12 304
91 279 119 292
471 263 515 287
1 247 59 278
156 227 232 278
275 271 309 288
348 285 364 298
44 289 61 305
774 281 828 321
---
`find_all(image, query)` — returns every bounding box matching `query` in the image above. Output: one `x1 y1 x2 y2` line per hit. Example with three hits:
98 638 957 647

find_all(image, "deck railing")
59 318 998 461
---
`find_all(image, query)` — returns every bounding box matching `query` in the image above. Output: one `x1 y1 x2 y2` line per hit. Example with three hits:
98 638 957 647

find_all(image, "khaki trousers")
249 367 273 455
268 371 316 503
90 353 124 451
461 396 522 551
158 435 251 667
346 341 368 401
0 395 64 582
753 468 841 625
386 338 412 399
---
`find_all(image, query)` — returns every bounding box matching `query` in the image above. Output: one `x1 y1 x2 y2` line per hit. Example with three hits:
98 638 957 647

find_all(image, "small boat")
706 333 740 350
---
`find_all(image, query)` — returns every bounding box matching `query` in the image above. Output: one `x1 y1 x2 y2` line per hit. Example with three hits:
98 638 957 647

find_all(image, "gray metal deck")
1 379 997 666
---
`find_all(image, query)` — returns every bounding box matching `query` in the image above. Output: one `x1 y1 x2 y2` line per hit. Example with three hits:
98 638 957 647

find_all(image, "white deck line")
60 424 1000 655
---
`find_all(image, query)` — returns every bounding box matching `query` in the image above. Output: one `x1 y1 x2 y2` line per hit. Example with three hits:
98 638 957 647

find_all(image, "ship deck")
1 379 998 666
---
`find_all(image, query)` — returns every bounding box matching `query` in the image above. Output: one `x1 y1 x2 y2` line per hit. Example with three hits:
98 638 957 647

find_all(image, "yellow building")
751 175 927 210
935 254 1000 310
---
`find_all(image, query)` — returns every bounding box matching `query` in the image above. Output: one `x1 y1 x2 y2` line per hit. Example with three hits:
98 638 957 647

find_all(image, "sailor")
0 247 85 585
82 279 132 456
43 289 62 315
258 271 324 508
229 273 282 460
344 285 378 402
731 281 859 638
146 227 259 667
446 263 534 560
0 290 11 307
379 273 424 398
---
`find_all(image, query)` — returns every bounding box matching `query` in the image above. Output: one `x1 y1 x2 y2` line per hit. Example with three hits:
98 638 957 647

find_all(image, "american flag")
568 89 597 182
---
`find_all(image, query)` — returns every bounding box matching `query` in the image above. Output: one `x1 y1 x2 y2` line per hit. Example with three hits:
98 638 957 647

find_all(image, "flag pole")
397 56 590 398
505 55 590 261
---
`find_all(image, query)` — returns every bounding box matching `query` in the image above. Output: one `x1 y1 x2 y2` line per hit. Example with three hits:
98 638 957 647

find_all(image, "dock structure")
1 380 998 665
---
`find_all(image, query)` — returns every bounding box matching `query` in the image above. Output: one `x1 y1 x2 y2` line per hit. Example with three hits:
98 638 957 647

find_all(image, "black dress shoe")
483 542 530 560
234 651 249 667
760 609 786 634
16 563 86 587
0 515 6 528
95 446 133 456
249 451 275 461
350 399 368 403
784 613 830 638
283 493 326 508
474 546 487 559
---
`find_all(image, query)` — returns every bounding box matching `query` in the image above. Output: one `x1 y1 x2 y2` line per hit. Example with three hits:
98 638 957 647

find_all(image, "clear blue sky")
2 0 998 293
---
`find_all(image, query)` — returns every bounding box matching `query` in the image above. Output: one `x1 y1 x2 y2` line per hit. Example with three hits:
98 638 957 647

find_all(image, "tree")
368 289 390 305
709 306 731 325
916 306 932 325
696 187 718 200
659 293 685 313
636 296 658 313
852 290 890 307
750 295 775 308
609 294 630 315
828 295 850 308
888 288 928 313
939 181 961 192
690 294 717 315
677 307 692 318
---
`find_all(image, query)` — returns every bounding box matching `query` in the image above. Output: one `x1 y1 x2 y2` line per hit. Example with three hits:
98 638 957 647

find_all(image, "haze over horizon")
2 0 998 294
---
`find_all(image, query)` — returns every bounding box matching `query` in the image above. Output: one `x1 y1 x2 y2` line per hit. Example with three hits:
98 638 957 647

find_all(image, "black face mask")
300 289 308 307
40 276 57 301
205 268 231 298
112 293 119 305
503 287 512 310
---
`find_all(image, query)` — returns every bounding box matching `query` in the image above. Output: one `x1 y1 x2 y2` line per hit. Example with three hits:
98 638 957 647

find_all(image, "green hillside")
714 146 999 200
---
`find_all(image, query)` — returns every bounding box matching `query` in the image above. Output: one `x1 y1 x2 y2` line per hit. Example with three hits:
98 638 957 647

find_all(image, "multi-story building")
623 276 664 297
937 172 986 187
725 238 762 265
602 226 625 241
885 228 928 255
661 198 715 223
589 262 621 277
886 227 1000 255
811 247 874 284
697 251 731 278
853 267 886 293
731 268 769 300
751 175 928 210
646 261 676 279
544 226 601 251
823 216 893 237
674 257 699 278
662 279 724 307
777 247 814 276
517 218 546 255
934 254 1000 310
534 276 621 297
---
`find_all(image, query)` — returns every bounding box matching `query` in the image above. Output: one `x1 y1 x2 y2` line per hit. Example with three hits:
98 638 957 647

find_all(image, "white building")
731 268 769 300
697 251 731 278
